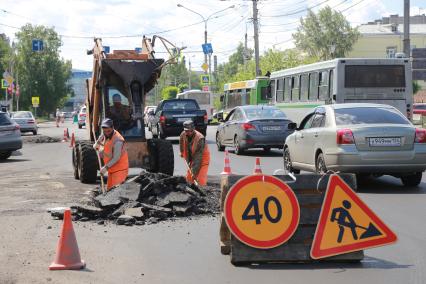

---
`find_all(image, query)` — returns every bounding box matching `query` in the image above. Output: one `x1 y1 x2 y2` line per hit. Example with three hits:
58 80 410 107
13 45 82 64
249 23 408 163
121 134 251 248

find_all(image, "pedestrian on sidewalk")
93 118 129 191
55 108 61 127
179 120 210 186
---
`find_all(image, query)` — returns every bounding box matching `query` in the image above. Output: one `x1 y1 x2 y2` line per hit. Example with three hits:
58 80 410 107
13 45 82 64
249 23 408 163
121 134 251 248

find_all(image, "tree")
413 81 421 95
161 86 179 100
0 34 12 77
293 6 359 60
14 24 72 115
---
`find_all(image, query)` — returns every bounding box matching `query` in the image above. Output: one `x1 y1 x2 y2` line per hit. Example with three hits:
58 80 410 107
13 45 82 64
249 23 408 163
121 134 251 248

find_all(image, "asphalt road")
0 120 425 284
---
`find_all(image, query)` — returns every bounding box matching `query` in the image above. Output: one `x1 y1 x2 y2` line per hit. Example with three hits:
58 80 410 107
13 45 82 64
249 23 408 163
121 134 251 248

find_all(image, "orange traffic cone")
221 150 232 175
69 132 75 148
62 129 68 142
49 209 85 270
253 157 263 175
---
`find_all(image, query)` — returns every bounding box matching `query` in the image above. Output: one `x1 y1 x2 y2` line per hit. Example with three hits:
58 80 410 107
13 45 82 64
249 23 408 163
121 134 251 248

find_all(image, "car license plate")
263 126 281 131
177 117 191 122
413 113 421 121
369 137 401 147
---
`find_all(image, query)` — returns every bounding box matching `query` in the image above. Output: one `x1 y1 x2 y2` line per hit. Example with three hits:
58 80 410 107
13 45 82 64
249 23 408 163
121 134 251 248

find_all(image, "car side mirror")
288 122 297 130
217 112 224 122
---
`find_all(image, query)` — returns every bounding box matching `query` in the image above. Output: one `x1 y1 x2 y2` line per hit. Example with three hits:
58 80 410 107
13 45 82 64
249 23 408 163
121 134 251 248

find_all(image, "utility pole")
403 0 410 57
244 23 248 69
252 0 261 76
188 57 192 89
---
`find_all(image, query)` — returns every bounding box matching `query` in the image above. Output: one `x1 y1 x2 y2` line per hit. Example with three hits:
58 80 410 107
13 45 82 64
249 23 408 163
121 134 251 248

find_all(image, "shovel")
355 223 382 239
184 160 199 187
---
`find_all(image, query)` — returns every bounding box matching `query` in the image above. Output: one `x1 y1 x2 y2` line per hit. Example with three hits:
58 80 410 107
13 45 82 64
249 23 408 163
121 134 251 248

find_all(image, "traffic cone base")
69 132 75 148
49 209 85 270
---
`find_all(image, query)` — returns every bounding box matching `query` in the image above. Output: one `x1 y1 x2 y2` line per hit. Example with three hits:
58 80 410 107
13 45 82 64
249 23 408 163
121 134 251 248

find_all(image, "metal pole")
252 0 261 76
208 53 212 89
204 21 208 75
403 0 410 57
188 57 192 89
244 27 248 69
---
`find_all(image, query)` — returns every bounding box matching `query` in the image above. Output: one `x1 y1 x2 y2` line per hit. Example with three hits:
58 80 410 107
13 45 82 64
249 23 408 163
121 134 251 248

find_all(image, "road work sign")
224 175 300 249
32 96 40 107
310 174 397 259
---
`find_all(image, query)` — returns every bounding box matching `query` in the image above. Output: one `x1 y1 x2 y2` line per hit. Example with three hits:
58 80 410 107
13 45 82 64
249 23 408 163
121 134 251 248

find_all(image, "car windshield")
0 113 12 125
334 107 410 125
163 100 198 110
12 112 32 118
244 108 286 119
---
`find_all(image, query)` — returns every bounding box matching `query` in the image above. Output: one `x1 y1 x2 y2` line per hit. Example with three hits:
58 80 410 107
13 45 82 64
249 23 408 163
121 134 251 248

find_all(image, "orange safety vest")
180 130 210 166
103 130 129 174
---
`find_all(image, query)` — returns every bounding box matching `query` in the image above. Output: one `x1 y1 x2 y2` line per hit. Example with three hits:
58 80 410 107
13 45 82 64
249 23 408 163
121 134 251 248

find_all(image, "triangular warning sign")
310 174 397 259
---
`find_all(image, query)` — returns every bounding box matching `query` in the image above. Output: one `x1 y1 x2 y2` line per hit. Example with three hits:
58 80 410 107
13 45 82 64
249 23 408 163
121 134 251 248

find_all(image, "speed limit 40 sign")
224 175 300 249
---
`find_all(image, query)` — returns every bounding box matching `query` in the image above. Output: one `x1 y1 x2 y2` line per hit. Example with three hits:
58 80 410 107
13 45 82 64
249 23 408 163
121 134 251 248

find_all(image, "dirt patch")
49 171 221 226
22 135 61 143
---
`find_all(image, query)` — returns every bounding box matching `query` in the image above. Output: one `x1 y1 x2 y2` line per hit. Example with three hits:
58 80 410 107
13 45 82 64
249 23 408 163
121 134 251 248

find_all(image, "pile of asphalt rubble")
22 135 61 143
50 171 220 226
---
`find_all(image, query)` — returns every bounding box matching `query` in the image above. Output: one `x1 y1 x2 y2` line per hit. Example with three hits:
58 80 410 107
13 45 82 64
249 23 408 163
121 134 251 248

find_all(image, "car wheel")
263 147 271 153
216 133 225 151
32 130 37 135
315 152 327 174
0 151 12 160
283 147 300 174
78 124 82 129
400 172 422 187
234 136 244 155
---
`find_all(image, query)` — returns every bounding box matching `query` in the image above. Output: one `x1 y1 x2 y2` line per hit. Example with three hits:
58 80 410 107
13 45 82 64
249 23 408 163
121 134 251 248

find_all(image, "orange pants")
186 164 209 186
107 169 128 190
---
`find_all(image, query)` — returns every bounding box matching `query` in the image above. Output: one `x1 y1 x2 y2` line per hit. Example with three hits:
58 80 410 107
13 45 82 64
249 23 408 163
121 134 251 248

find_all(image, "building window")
386 47 397 58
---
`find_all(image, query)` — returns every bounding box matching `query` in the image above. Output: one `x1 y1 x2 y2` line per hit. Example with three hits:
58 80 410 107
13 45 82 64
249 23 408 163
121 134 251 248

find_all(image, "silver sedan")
216 105 294 155
283 103 426 186
11 111 38 135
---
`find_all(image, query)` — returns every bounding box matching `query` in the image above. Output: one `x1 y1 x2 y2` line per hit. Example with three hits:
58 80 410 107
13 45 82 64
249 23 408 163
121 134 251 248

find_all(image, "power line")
262 0 331 18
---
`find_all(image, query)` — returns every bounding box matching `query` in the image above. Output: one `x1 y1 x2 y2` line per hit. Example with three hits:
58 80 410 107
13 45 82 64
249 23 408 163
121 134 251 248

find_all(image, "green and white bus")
221 77 271 112
270 58 413 123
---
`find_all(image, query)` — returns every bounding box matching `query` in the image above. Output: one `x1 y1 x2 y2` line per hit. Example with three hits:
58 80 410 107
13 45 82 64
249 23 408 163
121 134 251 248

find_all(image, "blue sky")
0 0 425 71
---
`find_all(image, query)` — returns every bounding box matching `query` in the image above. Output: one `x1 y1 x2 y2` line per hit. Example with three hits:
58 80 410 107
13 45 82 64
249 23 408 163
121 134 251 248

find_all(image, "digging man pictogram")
330 200 359 243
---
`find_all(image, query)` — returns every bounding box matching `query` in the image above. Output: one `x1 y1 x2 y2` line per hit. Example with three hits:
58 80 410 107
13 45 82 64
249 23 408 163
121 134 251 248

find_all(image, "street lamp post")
177 3 234 79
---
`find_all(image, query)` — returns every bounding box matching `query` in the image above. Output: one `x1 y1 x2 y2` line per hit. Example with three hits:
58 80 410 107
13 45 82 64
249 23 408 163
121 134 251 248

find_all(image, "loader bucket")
101 58 164 93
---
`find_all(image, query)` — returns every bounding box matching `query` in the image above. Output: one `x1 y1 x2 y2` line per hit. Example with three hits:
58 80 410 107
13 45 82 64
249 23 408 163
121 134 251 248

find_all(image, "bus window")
300 74 309 102
319 70 329 100
276 79 284 102
284 77 291 102
309 72 319 101
291 75 300 101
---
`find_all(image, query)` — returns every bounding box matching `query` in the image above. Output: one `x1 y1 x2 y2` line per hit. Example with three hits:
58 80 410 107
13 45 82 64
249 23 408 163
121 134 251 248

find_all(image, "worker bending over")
94 118 129 190
179 120 210 186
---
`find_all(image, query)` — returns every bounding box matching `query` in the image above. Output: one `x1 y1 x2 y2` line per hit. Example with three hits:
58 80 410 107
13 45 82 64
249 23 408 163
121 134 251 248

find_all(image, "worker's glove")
93 143 100 151
100 166 108 175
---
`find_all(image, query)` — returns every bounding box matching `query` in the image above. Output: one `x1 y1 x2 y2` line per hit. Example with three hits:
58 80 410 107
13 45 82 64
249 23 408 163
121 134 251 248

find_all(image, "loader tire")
72 142 80 180
78 141 98 184
155 139 174 176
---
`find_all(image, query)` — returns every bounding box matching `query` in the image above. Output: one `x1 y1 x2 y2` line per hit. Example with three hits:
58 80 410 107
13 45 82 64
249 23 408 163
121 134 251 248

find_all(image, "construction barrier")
219 173 364 265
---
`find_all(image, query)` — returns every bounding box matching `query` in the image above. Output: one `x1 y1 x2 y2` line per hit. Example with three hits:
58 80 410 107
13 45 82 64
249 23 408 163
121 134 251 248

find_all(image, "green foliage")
14 24 72 115
161 86 179 100
292 6 359 60
177 83 188 92
413 81 421 95
0 35 12 77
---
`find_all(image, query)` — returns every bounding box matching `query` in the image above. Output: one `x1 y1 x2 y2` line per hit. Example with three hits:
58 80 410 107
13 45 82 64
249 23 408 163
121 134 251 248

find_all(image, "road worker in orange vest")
179 120 210 186
93 118 129 191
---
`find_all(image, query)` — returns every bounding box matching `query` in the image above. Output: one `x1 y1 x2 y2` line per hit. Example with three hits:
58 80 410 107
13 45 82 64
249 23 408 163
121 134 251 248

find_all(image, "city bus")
220 77 271 118
270 58 413 123
176 90 214 121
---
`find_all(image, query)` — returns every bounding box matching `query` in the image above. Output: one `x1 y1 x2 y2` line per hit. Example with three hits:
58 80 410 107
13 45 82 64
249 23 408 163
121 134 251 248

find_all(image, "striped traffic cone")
62 129 68 142
221 150 232 175
69 132 75 148
253 157 263 175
